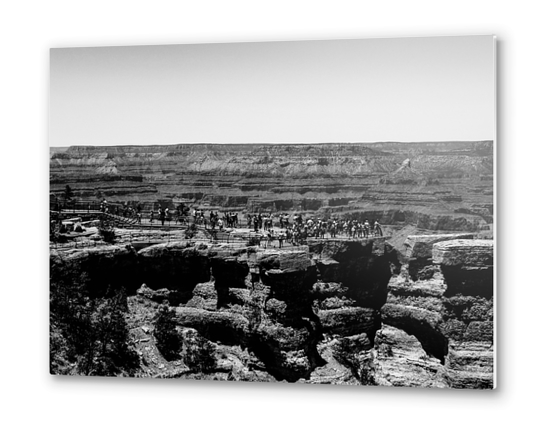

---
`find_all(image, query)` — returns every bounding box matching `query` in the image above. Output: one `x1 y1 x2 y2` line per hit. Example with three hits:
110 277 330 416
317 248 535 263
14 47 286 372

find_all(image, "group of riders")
247 213 383 246
100 200 144 223
96 199 384 245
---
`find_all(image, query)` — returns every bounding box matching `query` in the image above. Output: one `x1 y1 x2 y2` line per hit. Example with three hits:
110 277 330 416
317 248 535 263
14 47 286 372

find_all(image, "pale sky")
49 35 495 147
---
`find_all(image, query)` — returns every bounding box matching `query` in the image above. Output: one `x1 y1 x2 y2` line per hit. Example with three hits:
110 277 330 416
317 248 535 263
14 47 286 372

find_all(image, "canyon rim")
49 36 496 389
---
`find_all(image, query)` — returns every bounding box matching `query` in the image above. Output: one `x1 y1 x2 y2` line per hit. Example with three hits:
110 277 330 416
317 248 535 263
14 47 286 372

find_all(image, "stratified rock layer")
374 325 449 388
382 238 494 388
404 233 475 281
50 234 494 388
433 239 494 268
434 239 494 298
50 141 493 231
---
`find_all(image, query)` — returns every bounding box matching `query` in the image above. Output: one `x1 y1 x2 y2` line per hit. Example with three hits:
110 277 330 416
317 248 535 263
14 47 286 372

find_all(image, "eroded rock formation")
382 237 494 388
50 233 494 388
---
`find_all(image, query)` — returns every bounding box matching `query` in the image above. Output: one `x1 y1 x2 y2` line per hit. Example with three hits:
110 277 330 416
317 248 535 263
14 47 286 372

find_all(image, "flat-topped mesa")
403 233 476 281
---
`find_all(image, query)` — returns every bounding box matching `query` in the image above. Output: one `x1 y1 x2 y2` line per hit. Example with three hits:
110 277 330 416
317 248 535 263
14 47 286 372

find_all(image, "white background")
1 1 539 423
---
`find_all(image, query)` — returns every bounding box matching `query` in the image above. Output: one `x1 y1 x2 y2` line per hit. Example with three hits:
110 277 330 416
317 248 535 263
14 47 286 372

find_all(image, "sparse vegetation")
50 265 138 376
49 220 66 243
98 220 116 243
153 305 183 361
442 295 493 323
185 223 198 239
184 333 217 373
48 140 494 387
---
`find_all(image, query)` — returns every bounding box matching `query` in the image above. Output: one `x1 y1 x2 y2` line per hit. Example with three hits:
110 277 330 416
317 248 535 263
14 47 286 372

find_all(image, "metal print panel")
49 35 496 388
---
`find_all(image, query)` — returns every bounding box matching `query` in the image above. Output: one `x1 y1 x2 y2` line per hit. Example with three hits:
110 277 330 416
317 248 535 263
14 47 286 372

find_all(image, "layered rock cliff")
50 232 494 388
381 236 494 388
50 141 493 231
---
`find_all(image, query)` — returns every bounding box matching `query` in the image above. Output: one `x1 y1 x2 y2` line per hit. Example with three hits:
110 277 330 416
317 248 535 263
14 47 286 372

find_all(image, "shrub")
98 221 116 243
83 293 139 376
50 222 67 243
184 334 217 373
246 236 261 247
50 269 139 376
185 223 198 239
153 305 182 361
442 296 493 322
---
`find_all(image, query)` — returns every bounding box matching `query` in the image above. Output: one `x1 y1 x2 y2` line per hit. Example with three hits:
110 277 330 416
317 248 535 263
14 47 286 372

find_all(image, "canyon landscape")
49 141 495 388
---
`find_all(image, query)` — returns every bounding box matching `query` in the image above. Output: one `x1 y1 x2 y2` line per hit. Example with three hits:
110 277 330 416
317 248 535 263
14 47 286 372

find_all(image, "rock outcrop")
50 232 494 388
403 233 475 280
433 239 494 298
381 238 494 388
374 325 449 388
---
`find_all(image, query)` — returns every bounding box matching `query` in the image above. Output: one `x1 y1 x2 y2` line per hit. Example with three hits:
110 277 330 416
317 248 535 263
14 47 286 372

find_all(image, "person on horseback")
374 219 383 236
159 207 165 226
